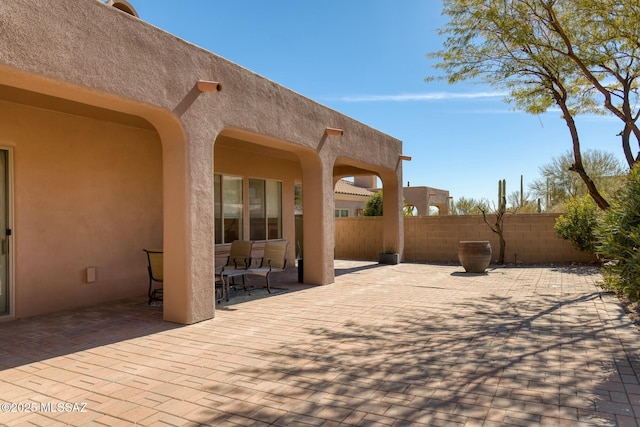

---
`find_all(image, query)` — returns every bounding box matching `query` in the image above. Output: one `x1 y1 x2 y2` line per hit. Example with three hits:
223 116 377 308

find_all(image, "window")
294 182 303 215
215 175 282 243
266 180 282 239
250 178 282 240
335 209 349 217
214 175 243 244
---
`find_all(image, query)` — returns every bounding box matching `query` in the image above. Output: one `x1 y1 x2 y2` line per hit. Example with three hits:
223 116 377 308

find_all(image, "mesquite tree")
428 0 640 210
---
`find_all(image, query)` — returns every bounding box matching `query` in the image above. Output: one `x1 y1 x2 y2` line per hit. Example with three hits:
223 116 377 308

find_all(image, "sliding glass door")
0 149 11 316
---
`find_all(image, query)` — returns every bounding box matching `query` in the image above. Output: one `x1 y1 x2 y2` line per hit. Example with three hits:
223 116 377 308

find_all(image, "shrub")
597 165 640 298
363 191 383 216
554 195 601 254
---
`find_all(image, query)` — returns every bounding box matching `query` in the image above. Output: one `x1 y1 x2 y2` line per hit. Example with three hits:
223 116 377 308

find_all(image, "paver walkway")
1 261 640 426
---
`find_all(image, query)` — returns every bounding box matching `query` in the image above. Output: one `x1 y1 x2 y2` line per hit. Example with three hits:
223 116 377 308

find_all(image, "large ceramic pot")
458 241 492 273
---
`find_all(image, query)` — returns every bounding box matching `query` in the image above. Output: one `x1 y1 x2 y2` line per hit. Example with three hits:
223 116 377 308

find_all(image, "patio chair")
217 240 253 272
246 240 289 293
143 249 163 305
216 240 253 301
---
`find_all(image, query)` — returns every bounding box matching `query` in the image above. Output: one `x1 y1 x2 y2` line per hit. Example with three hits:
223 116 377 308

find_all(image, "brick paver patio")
1 261 640 426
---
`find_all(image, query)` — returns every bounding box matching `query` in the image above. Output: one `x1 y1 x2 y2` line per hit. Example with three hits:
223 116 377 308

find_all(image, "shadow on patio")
200 286 633 425
1 262 637 426
0 267 310 371
0 298 176 371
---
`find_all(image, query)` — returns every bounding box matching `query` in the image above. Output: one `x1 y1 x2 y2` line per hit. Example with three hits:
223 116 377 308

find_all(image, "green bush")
363 191 383 216
554 195 601 254
597 270 626 296
597 165 640 298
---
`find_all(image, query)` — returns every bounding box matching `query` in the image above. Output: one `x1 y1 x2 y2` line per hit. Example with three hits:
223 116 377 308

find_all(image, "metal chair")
143 249 163 305
216 240 253 301
246 241 289 293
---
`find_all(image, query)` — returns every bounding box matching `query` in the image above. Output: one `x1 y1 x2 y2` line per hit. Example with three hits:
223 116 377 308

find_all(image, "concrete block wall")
334 217 383 260
335 214 596 264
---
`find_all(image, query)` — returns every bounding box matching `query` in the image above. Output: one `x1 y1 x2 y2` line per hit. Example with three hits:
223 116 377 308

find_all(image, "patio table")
216 268 250 302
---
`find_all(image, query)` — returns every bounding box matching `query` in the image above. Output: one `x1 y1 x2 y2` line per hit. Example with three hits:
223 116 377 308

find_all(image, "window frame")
214 174 244 244
215 174 283 244
249 177 282 241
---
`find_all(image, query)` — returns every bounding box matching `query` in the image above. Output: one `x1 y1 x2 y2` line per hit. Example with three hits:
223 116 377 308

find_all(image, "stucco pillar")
300 153 335 285
161 122 216 324
381 170 404 259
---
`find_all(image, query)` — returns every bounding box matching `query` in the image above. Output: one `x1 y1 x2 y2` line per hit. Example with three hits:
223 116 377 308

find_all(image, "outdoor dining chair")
246 240 289 294
216 240 253 301
143 249 163 305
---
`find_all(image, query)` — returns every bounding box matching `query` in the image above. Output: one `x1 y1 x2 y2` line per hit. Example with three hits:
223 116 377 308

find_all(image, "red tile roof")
334 179 374 197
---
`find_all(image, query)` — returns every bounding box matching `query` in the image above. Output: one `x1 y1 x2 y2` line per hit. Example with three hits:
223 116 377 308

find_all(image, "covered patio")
0 0 405 324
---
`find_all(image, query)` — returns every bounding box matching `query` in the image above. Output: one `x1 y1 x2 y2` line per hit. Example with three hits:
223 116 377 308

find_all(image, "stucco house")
403 185 450 215
335 176 450 216
0 0 406 324
334 179 375 217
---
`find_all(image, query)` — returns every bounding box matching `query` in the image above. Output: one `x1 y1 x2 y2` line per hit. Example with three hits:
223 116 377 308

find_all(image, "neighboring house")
403 185 450 216
0 0 406 324
334 179 374 217
337 176 450 216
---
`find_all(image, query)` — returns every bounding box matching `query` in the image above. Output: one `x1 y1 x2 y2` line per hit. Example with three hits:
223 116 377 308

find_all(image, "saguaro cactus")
498 179 506 212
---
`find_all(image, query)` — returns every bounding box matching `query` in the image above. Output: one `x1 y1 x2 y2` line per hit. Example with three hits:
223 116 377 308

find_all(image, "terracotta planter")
458 241 491 273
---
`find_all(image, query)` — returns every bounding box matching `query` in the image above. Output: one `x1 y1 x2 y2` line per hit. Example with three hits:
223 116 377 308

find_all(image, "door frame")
0 146 14 321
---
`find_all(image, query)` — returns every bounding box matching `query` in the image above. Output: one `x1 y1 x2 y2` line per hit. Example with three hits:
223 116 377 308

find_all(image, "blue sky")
130 0 624 204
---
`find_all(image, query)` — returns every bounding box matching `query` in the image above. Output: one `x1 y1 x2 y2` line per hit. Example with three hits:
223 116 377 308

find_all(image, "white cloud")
334 91 508 102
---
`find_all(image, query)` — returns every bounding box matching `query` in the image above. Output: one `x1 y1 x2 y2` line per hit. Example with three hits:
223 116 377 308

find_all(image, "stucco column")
299 152 335 285
381 169 404 259
161 121 216 324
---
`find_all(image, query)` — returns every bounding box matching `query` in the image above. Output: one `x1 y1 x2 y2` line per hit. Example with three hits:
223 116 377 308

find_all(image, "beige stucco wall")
214 135 302 265
336 215 596 264
0 100 162 318
334 195 368 217
0 0 404 322
403 187 450 216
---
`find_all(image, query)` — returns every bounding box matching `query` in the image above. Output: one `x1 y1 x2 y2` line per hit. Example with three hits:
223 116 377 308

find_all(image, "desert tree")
507 191 538 213
428 0 640 209
530 149 625 210
451 197 490 215
479 179 508 264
